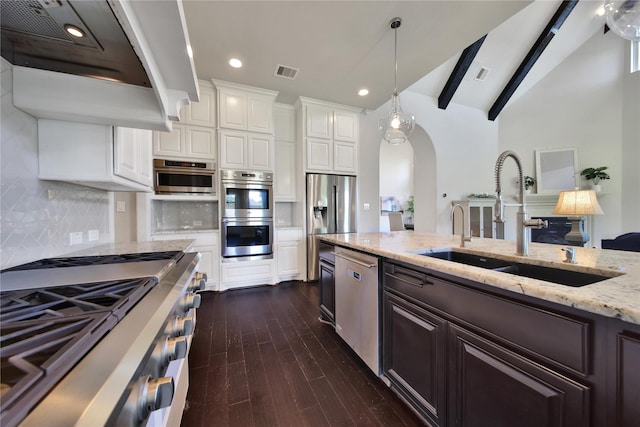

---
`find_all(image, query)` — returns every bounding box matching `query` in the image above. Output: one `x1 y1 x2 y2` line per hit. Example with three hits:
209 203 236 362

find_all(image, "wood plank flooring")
180 281 424 427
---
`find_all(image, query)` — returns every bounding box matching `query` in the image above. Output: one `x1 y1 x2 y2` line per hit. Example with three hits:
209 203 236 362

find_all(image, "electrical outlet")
363 203 370 211
116 201 126 212
69 232 83 245
88 230 99 241
193 220 203 226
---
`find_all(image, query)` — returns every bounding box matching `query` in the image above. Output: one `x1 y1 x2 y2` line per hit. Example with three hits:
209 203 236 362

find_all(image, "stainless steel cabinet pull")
331 252 376 269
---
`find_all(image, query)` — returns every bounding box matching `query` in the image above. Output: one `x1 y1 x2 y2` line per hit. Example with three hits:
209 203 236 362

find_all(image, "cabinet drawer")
384 262 591 375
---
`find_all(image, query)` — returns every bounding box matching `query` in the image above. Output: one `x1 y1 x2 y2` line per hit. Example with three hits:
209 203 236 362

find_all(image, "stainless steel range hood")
0 0 199 131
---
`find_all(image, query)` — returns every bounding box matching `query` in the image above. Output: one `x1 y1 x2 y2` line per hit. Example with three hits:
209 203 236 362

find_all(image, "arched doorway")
378 125 437 232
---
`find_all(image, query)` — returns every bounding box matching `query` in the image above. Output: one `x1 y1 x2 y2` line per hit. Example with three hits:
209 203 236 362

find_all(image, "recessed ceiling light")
358 89 369 96
229 58 242 68
596 6 605 16
64 24 85 38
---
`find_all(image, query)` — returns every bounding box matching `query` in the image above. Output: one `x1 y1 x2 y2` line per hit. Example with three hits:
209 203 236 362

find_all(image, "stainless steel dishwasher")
334 246 380 375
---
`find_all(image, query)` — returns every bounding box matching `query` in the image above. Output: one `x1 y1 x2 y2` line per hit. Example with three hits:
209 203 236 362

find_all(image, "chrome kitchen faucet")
450 203 471 248
494 150 547 256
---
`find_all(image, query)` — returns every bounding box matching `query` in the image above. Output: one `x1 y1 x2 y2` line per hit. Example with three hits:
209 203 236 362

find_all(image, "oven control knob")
141 376 174 417
196 272 208 283
181 293 201 311
177 315 195 336
190 277 206 292
167 336 188 361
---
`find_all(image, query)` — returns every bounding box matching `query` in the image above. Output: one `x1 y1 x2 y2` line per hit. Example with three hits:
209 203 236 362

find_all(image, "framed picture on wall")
535 147 579 194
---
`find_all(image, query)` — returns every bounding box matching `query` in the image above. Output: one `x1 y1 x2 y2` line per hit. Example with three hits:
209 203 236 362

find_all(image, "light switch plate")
88 230 99 241
69 232 82 245
363 203 370 211
116 201 126 212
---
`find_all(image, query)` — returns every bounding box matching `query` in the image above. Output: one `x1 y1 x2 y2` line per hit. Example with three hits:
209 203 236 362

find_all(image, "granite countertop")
319 231 640 325
65 239 195 257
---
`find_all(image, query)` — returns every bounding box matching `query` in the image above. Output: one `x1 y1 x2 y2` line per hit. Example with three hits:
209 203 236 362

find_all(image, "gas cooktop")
0 250 190 427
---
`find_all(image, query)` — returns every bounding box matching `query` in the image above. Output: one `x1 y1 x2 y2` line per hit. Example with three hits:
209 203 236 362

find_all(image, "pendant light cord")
391 18 401 97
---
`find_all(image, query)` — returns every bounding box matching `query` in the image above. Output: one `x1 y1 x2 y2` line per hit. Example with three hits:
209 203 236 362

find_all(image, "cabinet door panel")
154 125 184 157
219 90 247 130
616 332 640 426
333 141 356 173
248 134 273 170
384 292 447 426
333 111 357 142
274 140 296 201
248 95 273 134
114 127 138 181
306 105 332 139
137 129 153 186
219 131 247 169
185 127 215 159
449 325 590 427
319 260 335 323
307 138 331 171
277 242 300 276
185 85 216 126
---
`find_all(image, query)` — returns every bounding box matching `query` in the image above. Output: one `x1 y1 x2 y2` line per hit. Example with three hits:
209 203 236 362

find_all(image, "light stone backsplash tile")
1 61 111 269
152 200 217 232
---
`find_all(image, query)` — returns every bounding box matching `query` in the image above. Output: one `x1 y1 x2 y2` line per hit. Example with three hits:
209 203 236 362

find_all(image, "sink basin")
413 249 612 287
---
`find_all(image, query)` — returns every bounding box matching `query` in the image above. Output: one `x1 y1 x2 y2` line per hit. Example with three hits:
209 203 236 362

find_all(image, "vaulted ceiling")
183 1 608 118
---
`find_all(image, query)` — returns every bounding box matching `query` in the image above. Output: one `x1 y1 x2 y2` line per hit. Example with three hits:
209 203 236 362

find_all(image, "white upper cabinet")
213 80 278 172
297 97 359 175
153 81 217 162
153 124 215 161
274 103 297 201
213 80 278 135
181 83 216 127
38 120 153 192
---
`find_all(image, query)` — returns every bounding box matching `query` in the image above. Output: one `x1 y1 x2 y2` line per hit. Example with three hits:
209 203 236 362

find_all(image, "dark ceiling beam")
437 35 487 110
487 0 579 121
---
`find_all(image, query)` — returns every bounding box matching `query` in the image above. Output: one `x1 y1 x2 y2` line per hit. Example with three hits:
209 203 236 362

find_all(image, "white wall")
499 31 633 246
1 60 112 269
358 91 498 234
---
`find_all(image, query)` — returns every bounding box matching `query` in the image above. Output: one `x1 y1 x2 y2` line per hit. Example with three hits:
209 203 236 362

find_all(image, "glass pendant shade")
378 93 415 145
380 17 415 145
605 0 640 41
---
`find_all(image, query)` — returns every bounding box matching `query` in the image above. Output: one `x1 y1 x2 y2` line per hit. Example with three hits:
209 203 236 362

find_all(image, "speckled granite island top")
66 239 195 257
319 231 640 325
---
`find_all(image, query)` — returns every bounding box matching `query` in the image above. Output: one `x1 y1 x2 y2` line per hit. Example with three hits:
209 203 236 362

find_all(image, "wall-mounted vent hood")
0 0 199 132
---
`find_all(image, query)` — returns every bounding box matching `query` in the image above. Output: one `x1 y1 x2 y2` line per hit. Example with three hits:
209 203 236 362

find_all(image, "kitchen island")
319 231 640 427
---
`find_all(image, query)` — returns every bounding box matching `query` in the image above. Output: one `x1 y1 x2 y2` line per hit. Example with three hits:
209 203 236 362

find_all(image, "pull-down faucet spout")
450 203 471 248
494 151 547 256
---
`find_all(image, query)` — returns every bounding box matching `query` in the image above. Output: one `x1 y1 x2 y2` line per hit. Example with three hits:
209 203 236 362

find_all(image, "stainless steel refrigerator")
306 173 357 281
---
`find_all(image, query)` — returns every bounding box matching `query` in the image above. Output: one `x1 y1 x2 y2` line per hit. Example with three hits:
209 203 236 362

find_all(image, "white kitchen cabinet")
219 129 274 171
276 228 303 279
181 82 216 127
151 231 219 291
274 140 297 201
274 104 297 201
38 120 152 192
297 97 359 175
153 124 215 161
220 259 275 291
213 80 278 134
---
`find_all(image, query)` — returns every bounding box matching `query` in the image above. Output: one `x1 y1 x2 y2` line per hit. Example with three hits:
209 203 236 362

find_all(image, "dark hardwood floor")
180 281 425 427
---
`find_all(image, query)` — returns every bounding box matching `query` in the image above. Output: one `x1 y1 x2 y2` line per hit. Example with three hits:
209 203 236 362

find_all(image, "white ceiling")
183 0 608 115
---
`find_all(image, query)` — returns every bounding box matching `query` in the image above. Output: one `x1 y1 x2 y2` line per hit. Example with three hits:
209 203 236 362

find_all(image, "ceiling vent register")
275 64 299 80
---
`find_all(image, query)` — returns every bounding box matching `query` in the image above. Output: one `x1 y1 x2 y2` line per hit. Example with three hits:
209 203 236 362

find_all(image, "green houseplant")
581 167 610 186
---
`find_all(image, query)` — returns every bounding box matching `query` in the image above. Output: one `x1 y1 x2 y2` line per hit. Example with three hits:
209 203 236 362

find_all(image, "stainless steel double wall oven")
220 170 274 260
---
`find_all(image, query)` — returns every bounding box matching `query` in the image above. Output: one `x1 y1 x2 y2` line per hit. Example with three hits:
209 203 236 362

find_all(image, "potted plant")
524 176 535 193
581 167 610 191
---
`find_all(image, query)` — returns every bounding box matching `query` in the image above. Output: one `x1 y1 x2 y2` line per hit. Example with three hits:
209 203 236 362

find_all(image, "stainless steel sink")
412 249 612 287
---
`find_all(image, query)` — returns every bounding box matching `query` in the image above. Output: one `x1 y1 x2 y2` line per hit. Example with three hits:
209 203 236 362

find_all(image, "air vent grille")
275 64 299 80
1 0 71 42
474 67 491 82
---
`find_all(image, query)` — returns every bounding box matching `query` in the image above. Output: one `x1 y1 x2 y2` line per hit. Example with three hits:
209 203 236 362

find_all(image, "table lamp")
553 189 604 246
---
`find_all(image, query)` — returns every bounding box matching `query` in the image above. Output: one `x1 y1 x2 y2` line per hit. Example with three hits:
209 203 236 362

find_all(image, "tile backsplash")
152 199 217 233
1 61 111 269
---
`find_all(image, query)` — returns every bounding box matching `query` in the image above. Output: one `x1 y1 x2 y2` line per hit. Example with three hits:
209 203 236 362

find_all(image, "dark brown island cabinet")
318 242 336 324
381 259 640 427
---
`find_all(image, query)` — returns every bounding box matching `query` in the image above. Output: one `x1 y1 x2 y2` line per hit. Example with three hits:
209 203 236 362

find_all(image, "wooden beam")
438 35 487 110
487 0 579 121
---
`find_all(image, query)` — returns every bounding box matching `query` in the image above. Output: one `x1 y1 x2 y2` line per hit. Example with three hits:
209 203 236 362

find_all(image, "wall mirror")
535 147 579 194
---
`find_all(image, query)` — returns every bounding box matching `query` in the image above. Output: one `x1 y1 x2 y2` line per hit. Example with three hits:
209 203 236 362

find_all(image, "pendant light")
379 17 415 145
604 0 640 41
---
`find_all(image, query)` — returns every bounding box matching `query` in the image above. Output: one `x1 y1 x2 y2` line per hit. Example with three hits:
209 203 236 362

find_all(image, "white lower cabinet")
151 232 219 291
276 228 303 280
220 259 275 291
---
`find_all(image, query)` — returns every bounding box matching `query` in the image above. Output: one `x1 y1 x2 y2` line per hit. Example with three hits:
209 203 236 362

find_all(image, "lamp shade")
553 189 604 216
